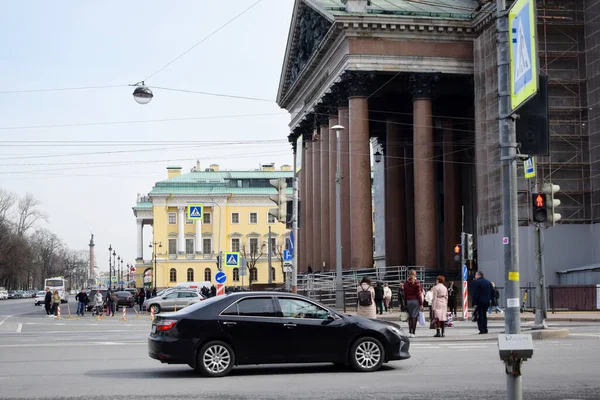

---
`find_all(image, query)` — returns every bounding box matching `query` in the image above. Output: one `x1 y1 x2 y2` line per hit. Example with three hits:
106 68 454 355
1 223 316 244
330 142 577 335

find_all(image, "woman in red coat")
403 269 423 338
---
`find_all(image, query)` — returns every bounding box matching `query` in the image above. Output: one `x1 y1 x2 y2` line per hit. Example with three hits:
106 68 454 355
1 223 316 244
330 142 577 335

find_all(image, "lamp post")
120 258 124 289
108 245 112 289
117 256 121 289
331 124 345 309
374 151 382 164
149 241 162 289
112 250 116 289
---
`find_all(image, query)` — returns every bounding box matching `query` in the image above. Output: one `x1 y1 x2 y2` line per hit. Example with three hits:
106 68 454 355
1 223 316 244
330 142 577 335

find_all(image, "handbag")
399 311 409 322
418 311 426 326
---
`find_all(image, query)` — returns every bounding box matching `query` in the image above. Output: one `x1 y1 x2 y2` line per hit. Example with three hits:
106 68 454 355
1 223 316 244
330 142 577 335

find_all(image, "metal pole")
335 129 343 309
268 225 272 284
292 173 299 294
497 0 522 398
532 224 548 328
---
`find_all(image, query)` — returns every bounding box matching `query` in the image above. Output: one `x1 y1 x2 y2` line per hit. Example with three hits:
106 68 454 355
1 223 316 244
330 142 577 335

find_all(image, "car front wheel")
196 341 235 377
349 337 385 373
150 304 161 314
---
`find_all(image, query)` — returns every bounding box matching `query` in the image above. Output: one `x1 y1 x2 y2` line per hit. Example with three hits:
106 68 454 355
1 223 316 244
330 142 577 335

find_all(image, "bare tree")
30 229 63 287
16 193 47 237
240 239 265 285
0 188 16 224
273 241 287 282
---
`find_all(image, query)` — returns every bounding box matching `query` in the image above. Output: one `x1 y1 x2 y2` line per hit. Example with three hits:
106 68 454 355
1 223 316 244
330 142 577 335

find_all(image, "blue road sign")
224 252 240 267
524 157 536 179
462 265 468 281
215 271 226 284
283 249 292 261
289 231 294 253
509 0 538 111
187 204 204 220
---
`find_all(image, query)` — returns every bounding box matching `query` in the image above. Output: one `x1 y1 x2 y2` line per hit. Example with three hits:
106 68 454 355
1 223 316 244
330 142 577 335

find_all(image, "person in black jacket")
75 289 89 317
470 271 495 334
374 282 385 314
44 287 52 316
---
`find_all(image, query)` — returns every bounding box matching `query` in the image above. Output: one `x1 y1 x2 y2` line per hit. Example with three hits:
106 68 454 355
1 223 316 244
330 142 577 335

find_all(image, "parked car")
0 290 8 300
114 291 135 309
148 292 411 377
8 291 18 299
86 289 108 311
143 289 203 313
34 291 46 306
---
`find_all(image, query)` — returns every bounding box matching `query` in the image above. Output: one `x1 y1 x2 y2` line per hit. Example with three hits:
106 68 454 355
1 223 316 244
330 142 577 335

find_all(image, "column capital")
342 70 376 97
409 73 440 100
177 206 186 212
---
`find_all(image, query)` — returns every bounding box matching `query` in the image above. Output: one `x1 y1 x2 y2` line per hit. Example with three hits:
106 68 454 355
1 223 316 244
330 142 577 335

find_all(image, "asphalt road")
1 298 599 400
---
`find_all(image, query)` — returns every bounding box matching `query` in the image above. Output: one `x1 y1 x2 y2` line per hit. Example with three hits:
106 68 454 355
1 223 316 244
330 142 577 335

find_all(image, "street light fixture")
149 241 162 289
132 81 153 105
108 245 112 289
112 250 116 289
374 151 382 164
120 258 124 289
330 124 345 309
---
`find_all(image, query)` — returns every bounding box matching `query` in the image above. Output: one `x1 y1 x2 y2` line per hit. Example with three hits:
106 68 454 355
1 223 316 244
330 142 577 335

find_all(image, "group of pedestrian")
43 287 62 318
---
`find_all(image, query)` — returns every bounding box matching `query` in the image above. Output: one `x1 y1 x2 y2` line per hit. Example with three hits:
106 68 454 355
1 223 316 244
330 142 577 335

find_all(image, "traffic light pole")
532 224 548 329
497 1 523 399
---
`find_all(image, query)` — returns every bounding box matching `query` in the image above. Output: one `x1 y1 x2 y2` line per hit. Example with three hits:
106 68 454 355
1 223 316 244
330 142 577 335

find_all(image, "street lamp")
112 250 116 289
132 82 153 105
108 245 112 289
117 256 121 288
374 151 382 164
331 124 345 309
149 241 162 289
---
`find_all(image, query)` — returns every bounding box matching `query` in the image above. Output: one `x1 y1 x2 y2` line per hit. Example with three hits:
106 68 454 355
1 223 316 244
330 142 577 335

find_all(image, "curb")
407 328 570 343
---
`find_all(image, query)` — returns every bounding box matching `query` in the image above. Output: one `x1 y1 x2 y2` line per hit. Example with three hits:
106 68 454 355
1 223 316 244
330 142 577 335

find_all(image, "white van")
174 281 211 291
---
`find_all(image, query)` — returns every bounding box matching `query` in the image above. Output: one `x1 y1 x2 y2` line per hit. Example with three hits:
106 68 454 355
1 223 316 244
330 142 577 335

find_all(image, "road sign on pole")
224 252 240 267
283 249 292 261
215 271 226 284
283 262 292 273
509 0 538 111
524 157 536 179
187 204 204 220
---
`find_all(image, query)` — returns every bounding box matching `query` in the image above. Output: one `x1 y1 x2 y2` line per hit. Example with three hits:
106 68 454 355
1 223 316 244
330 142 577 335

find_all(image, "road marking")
569 333 600 338
0 314 12 327
16 324 22 333
0 341 147 348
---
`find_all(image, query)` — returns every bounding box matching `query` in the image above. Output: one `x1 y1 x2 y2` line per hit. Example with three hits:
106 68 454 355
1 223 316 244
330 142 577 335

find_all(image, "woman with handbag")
431 276 449 338
403 270 423 338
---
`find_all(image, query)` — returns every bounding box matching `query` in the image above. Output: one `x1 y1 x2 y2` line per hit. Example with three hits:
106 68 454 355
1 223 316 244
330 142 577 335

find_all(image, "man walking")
75 289 89 317
471 271 495 334
44 287 52 317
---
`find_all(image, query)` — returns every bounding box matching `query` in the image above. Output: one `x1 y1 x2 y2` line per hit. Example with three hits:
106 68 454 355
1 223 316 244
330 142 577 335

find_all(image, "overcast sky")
0 1 295 270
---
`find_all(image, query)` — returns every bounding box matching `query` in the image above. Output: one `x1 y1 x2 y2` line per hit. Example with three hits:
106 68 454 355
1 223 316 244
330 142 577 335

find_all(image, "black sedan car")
148 292 410 377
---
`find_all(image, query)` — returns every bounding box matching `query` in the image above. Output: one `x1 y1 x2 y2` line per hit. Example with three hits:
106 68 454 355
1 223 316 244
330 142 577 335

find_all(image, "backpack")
358 287 373 307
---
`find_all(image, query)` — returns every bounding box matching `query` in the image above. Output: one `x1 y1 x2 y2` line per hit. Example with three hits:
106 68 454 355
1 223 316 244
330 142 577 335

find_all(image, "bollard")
132 306 141 319
150 307 155 322
66 304 73 319
174 304 177 312
57 305 61 320
121 306 127 322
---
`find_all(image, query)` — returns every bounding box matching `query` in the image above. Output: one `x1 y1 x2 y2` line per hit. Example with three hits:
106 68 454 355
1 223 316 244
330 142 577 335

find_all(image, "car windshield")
37 292 45 295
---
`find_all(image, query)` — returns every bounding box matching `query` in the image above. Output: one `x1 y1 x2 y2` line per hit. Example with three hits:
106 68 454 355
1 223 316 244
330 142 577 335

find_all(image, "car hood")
341 314 406 332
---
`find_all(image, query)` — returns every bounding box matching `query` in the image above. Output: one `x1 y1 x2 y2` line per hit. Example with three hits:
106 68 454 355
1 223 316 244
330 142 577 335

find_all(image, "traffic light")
269 178 288 223
542 183 561 226
453 244 461 262
532 192 547 223
465 233 474 260
216 252 222 270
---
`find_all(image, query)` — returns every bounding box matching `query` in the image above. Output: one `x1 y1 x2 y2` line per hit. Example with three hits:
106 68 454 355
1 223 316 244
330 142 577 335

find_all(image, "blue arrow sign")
215 271 226 284
462 265 468 282
283 249 292 261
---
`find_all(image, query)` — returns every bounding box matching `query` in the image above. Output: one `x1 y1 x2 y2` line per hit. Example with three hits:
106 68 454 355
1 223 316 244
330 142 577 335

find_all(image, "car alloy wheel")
150 304 161 314
197 341 235 377
350 337 384 372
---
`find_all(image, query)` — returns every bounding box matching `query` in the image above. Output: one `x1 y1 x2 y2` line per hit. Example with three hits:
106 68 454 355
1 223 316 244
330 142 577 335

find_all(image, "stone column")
177 206 185 255
338 106 351 269
320 123 331 271
305 139 314 272
312 126 322 271
385 119 407 266
195 218 203 255
348 72 374 270
442 119 461 272
136 219 144 260
297 141 306 273
328 115 338 271
411 73 438 269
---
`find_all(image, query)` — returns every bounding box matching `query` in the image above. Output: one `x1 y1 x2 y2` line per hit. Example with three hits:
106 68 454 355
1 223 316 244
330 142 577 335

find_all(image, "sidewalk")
337 309 599 342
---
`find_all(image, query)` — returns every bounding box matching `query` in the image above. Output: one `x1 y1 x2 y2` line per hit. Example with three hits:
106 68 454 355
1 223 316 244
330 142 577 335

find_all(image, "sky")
0 0 295 270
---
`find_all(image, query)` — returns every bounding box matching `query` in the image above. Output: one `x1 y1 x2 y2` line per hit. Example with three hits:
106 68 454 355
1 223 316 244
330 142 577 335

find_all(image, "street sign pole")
268 226 272 284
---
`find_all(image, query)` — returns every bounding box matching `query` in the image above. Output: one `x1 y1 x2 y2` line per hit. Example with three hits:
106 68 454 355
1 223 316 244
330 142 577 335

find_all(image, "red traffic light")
535 194 544 207
454 244 461 254
532 192 547 223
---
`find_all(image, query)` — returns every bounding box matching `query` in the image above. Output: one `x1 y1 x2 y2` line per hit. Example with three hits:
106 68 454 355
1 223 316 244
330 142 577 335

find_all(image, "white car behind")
34 291 46 306
0 290 7 300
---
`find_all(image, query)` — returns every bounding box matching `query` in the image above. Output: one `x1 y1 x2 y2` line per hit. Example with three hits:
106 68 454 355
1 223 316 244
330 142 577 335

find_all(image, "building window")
231 238 240 253
204 212 211 224
204 267 211 282
249 238 259 254
231 213 239 224
169 268 177 282
249 212 258 224
250 267 258 282
233 268 240 282
203 238 212 255
270 267 276 282
187 268 194 282
185 239 194 255
269 237 277 255
168 239 177 255
168 212 176 224
186 217 194 224
267 213 276 224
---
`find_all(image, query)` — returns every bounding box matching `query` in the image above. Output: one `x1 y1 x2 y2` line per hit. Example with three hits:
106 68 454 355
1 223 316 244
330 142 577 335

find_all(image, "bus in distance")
44 277 70 303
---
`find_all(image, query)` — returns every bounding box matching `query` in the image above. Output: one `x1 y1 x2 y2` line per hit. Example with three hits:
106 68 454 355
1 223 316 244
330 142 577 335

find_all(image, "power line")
150 86 274 102
142 0 264 82
0 85 126 95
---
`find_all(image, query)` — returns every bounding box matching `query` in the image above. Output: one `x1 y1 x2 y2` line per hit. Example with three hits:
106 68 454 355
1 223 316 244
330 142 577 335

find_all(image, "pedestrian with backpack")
356 276 376 319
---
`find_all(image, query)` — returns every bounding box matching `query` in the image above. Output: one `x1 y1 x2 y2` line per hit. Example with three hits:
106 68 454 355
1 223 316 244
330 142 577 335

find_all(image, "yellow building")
132 162 293 289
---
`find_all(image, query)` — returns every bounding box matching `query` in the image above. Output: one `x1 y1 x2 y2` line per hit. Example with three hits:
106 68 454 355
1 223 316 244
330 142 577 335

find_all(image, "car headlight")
387 325 404 337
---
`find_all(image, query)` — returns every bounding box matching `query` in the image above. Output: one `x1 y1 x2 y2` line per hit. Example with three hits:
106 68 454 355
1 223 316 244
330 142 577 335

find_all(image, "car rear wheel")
150 304 161 314
349 337 384 372
196 341 235 377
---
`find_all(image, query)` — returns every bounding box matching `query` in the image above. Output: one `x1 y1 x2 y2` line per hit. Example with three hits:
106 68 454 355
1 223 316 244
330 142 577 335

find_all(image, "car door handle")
284 323 296 328
222 321 237 326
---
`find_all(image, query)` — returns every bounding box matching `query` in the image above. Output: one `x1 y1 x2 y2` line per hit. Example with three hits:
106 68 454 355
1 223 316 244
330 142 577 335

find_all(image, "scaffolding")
474 0 594 235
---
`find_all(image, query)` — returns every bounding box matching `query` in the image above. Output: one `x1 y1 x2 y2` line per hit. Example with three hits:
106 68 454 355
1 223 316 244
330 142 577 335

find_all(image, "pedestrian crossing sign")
224 252 240 267
524 157 536 179
509 0 538 111
187 204 203 220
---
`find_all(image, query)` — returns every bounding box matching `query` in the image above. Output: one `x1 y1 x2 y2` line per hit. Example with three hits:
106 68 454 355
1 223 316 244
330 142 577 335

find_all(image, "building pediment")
229 232 243 238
